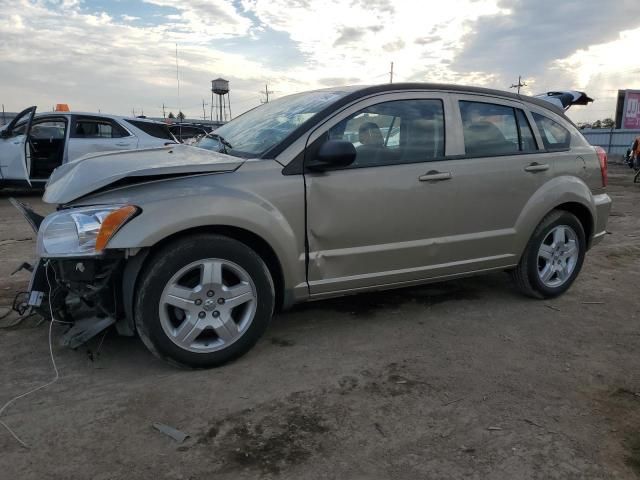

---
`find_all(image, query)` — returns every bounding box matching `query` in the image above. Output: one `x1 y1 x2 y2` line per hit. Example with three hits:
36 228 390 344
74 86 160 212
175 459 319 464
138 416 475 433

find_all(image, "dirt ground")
0 164 639 479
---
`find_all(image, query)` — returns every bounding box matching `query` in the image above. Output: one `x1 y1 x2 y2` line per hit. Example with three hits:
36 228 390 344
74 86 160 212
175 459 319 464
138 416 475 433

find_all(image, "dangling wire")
0 262 69 448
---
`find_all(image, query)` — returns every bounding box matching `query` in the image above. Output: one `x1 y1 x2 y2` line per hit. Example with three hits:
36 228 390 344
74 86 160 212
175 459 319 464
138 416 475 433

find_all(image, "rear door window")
531 112 571 151
459 101 521 157
73 117 130 138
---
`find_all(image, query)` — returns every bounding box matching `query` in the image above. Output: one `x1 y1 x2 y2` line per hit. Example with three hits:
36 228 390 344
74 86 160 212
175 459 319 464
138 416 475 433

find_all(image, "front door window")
323 99 445 168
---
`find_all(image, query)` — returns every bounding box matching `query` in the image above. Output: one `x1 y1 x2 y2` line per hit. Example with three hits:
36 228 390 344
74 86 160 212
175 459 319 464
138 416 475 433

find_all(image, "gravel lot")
0 164 639 479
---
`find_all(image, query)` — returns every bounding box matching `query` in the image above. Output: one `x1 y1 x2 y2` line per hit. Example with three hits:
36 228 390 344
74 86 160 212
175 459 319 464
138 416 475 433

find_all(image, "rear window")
126 120 174 140
531 112 571 151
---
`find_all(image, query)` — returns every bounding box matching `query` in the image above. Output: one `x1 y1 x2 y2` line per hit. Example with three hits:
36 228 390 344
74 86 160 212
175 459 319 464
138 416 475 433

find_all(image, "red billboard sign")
623 91 640 129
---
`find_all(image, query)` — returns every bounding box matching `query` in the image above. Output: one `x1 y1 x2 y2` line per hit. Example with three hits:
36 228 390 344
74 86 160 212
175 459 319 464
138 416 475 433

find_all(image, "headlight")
37 205 139 257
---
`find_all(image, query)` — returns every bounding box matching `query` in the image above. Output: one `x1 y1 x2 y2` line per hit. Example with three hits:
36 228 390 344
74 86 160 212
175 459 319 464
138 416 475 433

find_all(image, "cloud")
382 39 405 52
0 0 637 124
452 0 640 85
143 0 252 38
448 0 640 121
318 77 362 86
0 0 281 117
334 27 368 46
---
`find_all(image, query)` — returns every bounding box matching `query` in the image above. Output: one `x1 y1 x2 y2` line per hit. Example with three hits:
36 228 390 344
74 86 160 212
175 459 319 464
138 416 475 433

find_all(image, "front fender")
82 162 306 297
513 175 596 257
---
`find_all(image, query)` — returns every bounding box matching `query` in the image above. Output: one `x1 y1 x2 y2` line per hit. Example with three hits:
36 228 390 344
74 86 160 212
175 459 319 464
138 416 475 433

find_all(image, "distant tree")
177 111 186 121
592 119 602 129
168 112 175 119
601 118 615 128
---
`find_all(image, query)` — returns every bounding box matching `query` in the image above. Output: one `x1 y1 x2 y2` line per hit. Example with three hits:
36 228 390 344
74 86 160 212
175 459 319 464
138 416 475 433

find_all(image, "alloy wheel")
158 258 257 353
536 225 580 288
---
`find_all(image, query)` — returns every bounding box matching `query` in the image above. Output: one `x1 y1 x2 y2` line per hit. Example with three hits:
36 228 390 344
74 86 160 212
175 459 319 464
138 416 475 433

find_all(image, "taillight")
594 146 608 187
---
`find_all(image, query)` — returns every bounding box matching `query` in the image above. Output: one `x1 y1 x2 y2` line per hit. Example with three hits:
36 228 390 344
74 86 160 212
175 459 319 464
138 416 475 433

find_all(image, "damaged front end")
11 198 140 347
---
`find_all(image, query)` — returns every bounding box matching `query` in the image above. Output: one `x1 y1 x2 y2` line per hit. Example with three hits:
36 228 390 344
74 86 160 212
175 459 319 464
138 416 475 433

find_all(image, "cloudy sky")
0 0 639 123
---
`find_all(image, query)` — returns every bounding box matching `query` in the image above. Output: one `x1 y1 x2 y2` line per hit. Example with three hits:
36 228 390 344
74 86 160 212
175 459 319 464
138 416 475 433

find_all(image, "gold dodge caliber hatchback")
15 84 611 368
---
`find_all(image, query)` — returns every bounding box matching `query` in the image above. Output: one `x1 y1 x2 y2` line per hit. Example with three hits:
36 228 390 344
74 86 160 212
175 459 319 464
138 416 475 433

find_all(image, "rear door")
67 116 138 161
0 106 36 184
442 94 554 263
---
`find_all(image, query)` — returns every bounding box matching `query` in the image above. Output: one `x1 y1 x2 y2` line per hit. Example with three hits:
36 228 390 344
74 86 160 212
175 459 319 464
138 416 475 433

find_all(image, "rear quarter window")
531 112 571 151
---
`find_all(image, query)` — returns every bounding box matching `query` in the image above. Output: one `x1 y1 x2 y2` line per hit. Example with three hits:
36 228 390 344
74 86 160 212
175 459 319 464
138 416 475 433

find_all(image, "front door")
0 106 36 184
305 93 454 295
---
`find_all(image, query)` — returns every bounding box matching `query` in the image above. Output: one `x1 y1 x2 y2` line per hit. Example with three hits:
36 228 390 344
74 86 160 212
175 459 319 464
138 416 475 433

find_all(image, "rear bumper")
590 193 612 248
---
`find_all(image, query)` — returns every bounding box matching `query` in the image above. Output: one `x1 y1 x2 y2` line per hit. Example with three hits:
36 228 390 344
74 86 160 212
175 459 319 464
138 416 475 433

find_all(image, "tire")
511 210 586 299
134 234 275 368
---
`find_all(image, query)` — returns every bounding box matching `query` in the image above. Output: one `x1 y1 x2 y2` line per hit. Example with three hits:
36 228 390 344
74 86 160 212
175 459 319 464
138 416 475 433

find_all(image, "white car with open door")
0 107 177 189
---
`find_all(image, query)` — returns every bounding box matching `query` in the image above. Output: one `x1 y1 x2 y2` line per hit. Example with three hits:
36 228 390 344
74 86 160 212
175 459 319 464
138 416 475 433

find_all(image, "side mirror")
307 140 356 171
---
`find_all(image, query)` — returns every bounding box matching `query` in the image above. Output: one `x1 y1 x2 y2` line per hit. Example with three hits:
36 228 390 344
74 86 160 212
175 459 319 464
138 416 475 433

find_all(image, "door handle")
524 162 550 173
115 142 130 147
419 171 452 182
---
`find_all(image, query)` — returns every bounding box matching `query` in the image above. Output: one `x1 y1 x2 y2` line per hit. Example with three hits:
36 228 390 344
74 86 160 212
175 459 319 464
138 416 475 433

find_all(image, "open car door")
533 91 593 111
0 106 36 185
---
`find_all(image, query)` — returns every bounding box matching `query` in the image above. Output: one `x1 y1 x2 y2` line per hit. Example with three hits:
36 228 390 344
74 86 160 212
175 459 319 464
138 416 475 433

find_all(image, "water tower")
211 78 231 123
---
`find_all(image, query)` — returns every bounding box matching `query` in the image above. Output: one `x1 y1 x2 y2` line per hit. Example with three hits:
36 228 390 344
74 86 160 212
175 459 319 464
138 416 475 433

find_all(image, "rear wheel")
135 234 275 368
511 210 586 299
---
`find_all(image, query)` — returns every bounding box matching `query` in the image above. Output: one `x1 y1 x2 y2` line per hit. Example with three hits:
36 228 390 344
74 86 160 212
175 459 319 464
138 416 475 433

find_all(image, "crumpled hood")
43 144 245 204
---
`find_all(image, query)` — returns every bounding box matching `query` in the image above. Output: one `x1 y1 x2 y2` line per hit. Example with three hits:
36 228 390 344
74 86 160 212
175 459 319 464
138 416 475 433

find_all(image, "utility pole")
132 108 136 117
202 99 207 120
162 103 166 119
389 62 394 84
510 75 527 94
260 84 274 104
1 104 5 125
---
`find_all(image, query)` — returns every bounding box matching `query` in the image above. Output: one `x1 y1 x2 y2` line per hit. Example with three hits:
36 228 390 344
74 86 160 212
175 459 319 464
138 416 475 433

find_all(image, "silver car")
14 83 611 368
0 107 176 189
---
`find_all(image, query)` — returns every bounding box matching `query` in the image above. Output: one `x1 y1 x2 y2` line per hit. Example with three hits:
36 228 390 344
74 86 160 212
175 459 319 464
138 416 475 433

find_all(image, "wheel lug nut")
198 311 206 318
212 311 220 318
207 290 215 297
217 298 225 305
195 299 202 306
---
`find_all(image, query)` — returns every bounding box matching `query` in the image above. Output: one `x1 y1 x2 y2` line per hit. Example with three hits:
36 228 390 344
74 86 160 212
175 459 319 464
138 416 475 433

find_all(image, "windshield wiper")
207 133 233 153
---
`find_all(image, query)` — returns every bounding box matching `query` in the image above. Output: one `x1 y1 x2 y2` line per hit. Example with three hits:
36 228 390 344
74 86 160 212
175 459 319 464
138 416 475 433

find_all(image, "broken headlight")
37 205 139 257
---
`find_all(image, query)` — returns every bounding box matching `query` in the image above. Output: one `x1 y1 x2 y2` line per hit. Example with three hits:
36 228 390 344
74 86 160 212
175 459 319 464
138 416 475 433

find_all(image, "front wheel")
511 210 586 299
134 234 275 368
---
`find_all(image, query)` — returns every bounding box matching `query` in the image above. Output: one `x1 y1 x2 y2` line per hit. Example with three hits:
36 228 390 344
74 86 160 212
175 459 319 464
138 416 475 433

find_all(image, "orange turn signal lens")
95 205 139 252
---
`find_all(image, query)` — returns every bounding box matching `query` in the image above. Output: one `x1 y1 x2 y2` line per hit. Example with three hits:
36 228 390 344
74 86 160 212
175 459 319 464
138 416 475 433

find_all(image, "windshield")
213 89 350 157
